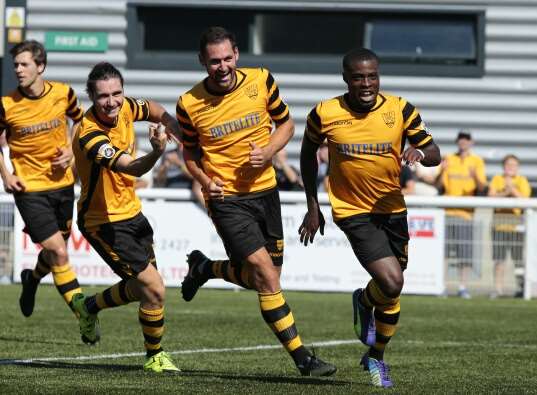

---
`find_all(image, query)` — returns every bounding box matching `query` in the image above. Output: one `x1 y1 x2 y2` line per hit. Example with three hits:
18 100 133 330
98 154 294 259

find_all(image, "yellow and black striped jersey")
0 81 83 192
177 67 289 195
305 92 433 221
442 152 487 220
73 97 149 229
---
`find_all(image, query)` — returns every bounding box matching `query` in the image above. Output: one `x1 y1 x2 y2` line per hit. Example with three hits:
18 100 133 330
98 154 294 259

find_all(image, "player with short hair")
0 39 84 318
178 26 336 377
299 48 441 387
71 62 181 372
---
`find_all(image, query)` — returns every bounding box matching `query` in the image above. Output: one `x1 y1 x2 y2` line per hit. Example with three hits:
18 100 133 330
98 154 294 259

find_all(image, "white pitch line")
0 339 359 365
2 338 537 365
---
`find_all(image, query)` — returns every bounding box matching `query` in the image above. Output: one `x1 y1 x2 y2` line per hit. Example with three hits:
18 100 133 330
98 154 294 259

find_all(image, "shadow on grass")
1 360 351 386
0 335 72 346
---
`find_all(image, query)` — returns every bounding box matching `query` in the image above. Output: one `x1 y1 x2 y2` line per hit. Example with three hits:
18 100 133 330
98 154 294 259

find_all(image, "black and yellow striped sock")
84 280 138 315
362 281 400 360
50 263 82 308
211 259 252 289
31 250 51 281
258 291 310 365
139 306 164 357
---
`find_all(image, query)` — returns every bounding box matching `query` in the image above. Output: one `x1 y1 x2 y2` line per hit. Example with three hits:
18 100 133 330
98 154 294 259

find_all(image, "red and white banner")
13 201 445 295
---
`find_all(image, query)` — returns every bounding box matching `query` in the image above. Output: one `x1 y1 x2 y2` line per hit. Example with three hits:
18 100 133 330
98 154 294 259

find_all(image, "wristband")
415 149 425 160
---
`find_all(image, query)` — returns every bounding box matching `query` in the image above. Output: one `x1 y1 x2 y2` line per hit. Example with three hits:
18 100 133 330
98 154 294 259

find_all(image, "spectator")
135 147 154 189
412 162 440 196
154 143 205 207
488 154 531 298
154 143 192 188
317 143 329 192
273 148 303 191
438 130 487 298
400 164 416 195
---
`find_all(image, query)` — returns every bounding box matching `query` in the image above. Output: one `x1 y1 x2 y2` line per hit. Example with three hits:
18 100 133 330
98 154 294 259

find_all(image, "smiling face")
343 58 380 111
199 39 239 94
503 156 519 177
13 51 45 92
91 77 124 123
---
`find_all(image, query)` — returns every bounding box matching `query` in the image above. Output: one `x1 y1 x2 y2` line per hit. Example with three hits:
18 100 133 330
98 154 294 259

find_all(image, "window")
127 2 484 77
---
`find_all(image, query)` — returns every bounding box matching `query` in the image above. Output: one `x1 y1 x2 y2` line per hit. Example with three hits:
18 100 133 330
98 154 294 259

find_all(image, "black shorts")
14 185 74 243
336 212 409 270
445 217 473 265
492 230 524 263
80 212 156 280
208 188 284 266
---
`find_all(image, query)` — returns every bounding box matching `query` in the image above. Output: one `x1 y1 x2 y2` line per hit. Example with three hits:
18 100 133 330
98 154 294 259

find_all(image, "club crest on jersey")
98 144 115 159
136 99 146 106
382 111 395 128
245 84 258 100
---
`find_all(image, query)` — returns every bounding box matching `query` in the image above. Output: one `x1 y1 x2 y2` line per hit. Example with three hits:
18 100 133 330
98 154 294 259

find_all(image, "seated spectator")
488 154 531 298
135 148 154 189
412 162 440 196
154 143 205 207
154 143 193 188
400 164 416 195
317 143 329 192
273 149 303 191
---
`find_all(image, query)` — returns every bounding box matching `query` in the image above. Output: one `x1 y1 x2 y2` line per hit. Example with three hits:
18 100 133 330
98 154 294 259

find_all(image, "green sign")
45 31 108 52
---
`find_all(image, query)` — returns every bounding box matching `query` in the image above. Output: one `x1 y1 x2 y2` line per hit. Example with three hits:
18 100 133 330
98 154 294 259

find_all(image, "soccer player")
0 40 84 318
298 48 441 387
177 26 336 377
71 62 180 372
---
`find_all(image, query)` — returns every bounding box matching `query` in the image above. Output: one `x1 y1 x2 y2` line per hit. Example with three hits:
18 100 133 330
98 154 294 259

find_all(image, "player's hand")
51 146 73 171
402 147 424 166
298 208 325 246
249 141 271 168
2 173 25 193
204 176 225 200
149 123 167 155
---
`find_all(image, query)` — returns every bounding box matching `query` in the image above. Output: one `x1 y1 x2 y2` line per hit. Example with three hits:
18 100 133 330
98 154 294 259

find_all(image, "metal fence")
1 191 537 298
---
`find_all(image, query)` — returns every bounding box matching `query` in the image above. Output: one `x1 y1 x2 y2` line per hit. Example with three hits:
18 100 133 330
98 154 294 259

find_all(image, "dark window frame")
126 1 485 77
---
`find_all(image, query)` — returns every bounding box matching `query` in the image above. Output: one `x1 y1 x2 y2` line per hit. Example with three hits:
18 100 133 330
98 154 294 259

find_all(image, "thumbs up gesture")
249 141 270 168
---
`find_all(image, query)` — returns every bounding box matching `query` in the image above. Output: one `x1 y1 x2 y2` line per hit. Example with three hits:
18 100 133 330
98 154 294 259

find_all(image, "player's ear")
233 46 239 62
342 71 348 84
198 52 205 67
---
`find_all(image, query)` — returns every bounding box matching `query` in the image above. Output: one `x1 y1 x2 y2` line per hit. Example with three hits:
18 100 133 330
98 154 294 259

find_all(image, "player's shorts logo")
276 239 284 251
245 84 258 100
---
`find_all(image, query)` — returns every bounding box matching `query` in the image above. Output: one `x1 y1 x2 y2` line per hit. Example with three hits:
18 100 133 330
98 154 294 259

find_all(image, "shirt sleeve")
66 86 84 122
304 104 324 145
176 96 199 149
78 129 124 170
400 97 433 148
124 97 150 122
264 69 290 125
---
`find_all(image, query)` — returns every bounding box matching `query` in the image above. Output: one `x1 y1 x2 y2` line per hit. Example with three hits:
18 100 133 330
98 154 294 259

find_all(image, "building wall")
25 0 537 185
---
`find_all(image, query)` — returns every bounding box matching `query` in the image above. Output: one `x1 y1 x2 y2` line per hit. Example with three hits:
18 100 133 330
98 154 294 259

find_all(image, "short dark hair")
342 48 379 72
199 26 237 55
86 62 124 99
503 154 519 165
10 40 47 68
456 130 472 141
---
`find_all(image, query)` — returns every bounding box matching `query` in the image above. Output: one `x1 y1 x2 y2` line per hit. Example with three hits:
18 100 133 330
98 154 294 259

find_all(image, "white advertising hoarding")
13 201 445 295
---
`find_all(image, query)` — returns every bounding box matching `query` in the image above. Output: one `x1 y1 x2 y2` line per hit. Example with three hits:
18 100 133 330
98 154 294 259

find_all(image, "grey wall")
25 0 537 186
